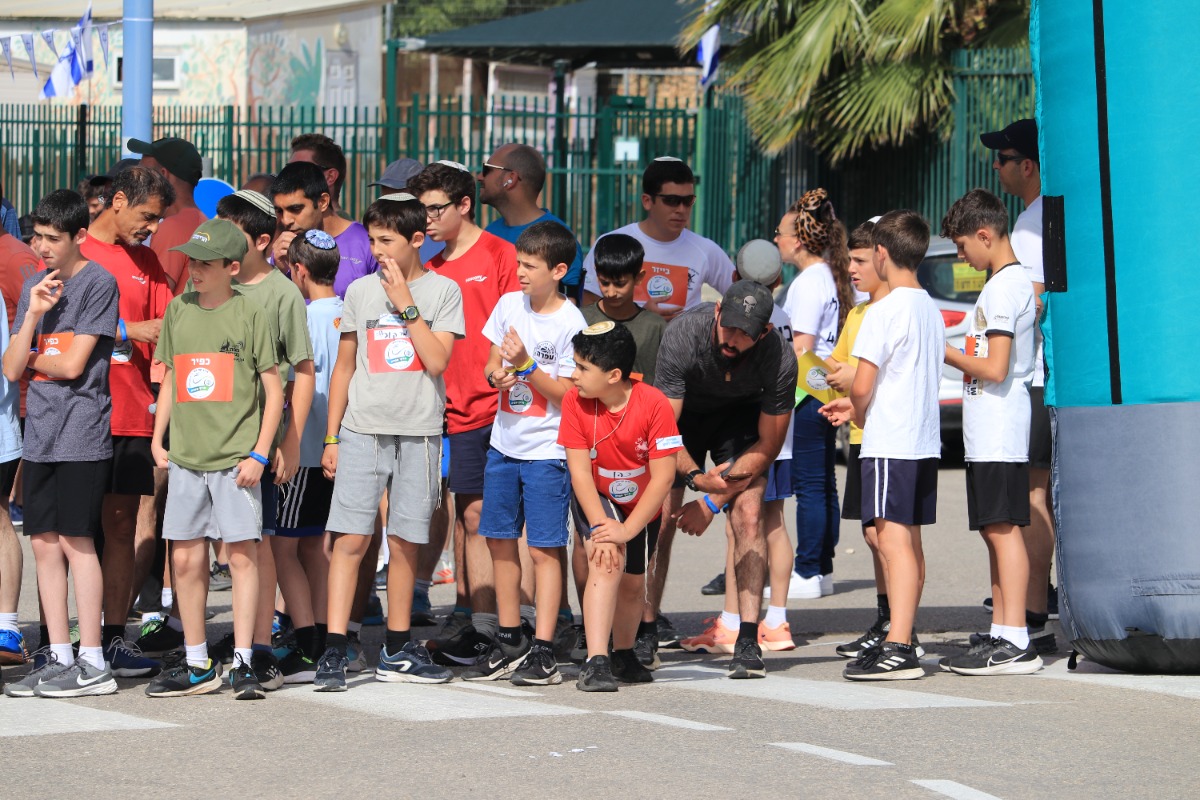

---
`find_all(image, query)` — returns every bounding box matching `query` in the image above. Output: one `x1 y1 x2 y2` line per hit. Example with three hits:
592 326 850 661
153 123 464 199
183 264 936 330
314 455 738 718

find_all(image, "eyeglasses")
994 151 1027 166
773 227 797 238
424 201 455 219
481 162 513 177
654 193 697 208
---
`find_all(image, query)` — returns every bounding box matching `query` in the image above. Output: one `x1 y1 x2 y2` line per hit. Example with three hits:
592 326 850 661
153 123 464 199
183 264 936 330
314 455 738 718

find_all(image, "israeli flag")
40 4 93 100
696 22 720 88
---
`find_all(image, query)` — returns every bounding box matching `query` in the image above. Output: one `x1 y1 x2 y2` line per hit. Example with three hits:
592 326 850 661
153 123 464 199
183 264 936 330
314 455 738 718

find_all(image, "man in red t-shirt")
407 161 520 662
558 322 680 690
0 223 40 418
129 137 208 294
84 166 176 672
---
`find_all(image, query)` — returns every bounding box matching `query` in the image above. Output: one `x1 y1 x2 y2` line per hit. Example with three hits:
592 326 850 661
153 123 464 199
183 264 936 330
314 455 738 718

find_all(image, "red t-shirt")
150 206 208 294
81 237 173 437
428 231 519 434
1 233 41 417
558 381 683 518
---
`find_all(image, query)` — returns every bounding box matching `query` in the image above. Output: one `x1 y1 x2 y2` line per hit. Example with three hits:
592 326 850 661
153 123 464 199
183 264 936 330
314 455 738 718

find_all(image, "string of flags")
0 4 120 99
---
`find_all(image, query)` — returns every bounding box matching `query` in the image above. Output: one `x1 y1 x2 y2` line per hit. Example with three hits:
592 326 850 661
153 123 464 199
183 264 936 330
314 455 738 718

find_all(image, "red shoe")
758 620 796 651
680 617 738 654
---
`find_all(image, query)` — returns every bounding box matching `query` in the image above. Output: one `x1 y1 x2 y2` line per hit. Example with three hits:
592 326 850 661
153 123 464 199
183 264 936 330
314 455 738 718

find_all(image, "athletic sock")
0 612 18 633
533 637 553 652
326 633 348 656
415 578 432 593
39 625 50 649
251 642 272 655
234 648 253 668
314 622 328 654
737 621 758 643
384 629 411 654
989 623 1003 639
185 642 209 669
558 607 574 622
166 615 184 633
763 605 788 629
719 611 741 630
472 612 499 641
637 618 658 640
50 642 74 666
877 593 890 618
496 625 522 648
294 626 318 660
78 645 105 670
161 588 173 608
102 624 125 651
1002 625 1030 649
1026 610 1049 633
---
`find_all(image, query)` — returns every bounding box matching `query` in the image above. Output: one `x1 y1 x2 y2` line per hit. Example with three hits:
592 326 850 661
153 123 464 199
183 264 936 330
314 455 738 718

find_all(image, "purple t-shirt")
333 222 379 298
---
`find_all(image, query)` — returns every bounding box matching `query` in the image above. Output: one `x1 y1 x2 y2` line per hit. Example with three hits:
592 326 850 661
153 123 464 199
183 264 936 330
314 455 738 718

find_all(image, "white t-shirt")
583 223 734 313
962 264 1036 462
1011 195 1045 387
852 287 945 460
782 262 839 359
0 291 22 463
484 292 587 460
770 303 795 460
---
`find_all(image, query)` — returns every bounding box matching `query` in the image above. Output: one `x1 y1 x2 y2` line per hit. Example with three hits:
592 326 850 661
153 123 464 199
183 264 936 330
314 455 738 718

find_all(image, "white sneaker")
787 572 822 600
819 573 835 596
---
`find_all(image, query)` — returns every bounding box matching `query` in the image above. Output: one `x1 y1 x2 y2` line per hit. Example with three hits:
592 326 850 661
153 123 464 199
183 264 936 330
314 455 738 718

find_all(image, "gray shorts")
163 463 263 544
325 427 441 543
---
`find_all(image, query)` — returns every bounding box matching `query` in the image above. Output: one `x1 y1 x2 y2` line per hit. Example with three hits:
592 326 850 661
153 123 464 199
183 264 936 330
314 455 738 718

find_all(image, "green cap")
170 218 249 262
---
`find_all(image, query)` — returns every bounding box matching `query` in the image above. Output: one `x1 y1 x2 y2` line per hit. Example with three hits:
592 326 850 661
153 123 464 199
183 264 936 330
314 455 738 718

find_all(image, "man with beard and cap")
128 137 207 295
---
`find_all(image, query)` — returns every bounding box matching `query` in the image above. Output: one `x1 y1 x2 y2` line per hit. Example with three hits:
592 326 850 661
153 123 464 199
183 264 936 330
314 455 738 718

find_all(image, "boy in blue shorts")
466 221 586 684
145 218 284 699
313 193 465 692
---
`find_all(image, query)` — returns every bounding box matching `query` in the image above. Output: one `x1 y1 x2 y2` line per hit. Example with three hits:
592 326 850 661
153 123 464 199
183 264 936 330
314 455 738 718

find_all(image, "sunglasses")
481 162 513 177
654 193 697 208
994 151 1027 166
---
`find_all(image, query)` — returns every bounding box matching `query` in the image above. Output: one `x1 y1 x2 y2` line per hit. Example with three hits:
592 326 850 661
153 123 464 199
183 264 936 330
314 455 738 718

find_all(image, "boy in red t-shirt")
558 321 681 691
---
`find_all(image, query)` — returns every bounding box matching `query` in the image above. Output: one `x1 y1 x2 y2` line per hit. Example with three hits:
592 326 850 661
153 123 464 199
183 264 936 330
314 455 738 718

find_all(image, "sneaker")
0 629 28 665
33 657 117 697
941 633 996 672
363 595 384 626
948 637 1043 676
610 649 653 684
428 626 492 667
727 638 766 679
819 573 835 596
656 613 683 649
510 643 561 686
428 610 473 646
981 596 993 612
209 633 236 667
700 572 726 595
314 647 349 692
680 617 738 654
787 571 822 600
412 589 436 627
577 655 619 692
1047 583 1060 620
208 561 232 591
145 656 222 697
1030 628 1057 655
758 620 797 651
432 552 455 585
569 625 588 664
251 650 285 691
374 566 388 590
346 632 367 673
376 641 453 684
462 638 530 682
105 637 162 678
634 629 661 670
228 659 265 700
552 614 576 662
135 618 184 657
4 650 72 697
279 649 318 684
844 641 924 681
837 617 889 659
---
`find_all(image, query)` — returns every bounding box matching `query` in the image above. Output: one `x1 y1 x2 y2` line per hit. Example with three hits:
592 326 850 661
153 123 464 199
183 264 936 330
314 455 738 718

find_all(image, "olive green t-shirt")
581 303 666 387
155 292 279 472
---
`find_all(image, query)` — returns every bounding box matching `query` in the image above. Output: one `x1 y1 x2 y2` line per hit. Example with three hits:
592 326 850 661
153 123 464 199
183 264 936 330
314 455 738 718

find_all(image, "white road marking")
654 664 1008 710
1036 658 1200 699
451 682 544 698
770 741 892 765
603 709 731 731
0 702 177 738
911 779 1002 799
285 680 588 722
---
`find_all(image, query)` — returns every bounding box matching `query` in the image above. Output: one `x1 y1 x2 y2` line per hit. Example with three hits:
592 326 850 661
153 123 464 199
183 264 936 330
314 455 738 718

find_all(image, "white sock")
989 623 1002 639
763 605 788 629
79 645 105 670
1002 626 1030 649
719 611 741 630
185 642 209 669
50 642 74 666
0 611 18 633
141 611 163 625
166 615 184 632
161 587 174 608
234 647 253 668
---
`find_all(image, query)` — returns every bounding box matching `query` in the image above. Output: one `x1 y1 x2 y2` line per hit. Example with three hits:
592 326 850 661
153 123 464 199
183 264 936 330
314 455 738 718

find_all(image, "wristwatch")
684 469 703 491
487 372 497 388
400 305 420 321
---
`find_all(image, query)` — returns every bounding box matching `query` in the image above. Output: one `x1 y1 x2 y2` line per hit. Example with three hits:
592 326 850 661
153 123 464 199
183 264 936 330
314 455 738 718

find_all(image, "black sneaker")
552 614 576 662
656 613 683 649
610 649 654 684
145 655 222 697
251 650 284 691
941 633 996 671
462 638 530 682
836 616 889 659
568 624 588 665
279 649 317 684
701 572 726 596
314 647 349 692
1047 583 1059 620
1030 628 1057 655
208 633 236 667
229 659 265 700
727 639 766 679
510 643 561 686
577 655 618 692
844 641 924 681
428 626 493 667
634 629 661 670
135 618 185 658
948 637 1043 676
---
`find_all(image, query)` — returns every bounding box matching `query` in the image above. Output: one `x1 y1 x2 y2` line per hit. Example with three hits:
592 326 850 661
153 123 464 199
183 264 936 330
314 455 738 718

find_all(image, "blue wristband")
248 451 269 466
118 319 128 342
703 495 721 514
515 362 538 378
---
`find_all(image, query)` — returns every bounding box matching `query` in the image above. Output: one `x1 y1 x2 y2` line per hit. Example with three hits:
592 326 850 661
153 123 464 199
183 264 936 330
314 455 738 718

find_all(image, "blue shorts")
764 459 792 503
441 434 450 479
479 448 571 548
448 424 492 496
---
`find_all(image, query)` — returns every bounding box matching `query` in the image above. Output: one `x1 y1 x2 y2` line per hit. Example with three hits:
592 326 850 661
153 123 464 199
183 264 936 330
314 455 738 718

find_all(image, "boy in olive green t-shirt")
146 218 283 701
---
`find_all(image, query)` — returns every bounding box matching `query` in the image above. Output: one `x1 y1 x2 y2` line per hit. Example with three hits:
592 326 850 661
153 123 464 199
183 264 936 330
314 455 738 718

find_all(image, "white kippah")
379 192 418 202
653 156 683 163
582 320 616 336
435 160 470 173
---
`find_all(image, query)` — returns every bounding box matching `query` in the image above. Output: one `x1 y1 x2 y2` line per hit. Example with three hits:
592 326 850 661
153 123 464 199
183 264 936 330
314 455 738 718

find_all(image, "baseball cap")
370 158 424 190
170 218 249 262
719 280 775 339
88 157 139 186
736 239 782 287
979 119 1039 163
128 137 203 185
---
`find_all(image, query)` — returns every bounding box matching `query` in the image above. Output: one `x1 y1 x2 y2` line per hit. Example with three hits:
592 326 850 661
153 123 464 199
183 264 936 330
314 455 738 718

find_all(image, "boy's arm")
150 372 174 468
849 358 879 427
496 325 571 406
322 334 357 480
28 333 102 381
2 313 38 383
378 255 456 376
944 333 1014 384
485 344 516 391
591 455 677 545
565 447 607 530
237 365 283 488
275 359 314 484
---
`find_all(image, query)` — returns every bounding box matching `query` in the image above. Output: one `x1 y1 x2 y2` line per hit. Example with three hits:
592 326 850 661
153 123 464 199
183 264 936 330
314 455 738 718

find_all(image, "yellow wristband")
323 435 340 445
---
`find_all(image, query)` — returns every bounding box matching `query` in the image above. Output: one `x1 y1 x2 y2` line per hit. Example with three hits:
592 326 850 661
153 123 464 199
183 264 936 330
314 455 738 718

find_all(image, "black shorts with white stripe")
859 457 938 527
569 494 660 576
276 466 335 538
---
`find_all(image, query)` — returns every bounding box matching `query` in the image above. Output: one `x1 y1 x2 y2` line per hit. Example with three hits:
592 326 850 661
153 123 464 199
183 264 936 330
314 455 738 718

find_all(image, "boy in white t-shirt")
941 189 1041 676
821 210 943 681
468 221 586 685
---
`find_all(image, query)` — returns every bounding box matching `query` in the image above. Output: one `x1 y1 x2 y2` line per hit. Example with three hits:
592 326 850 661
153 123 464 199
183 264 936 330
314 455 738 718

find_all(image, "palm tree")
681 0 1030 162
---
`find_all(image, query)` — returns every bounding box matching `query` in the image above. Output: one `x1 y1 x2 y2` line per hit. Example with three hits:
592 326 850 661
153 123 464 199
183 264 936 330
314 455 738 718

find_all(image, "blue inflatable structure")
1034 0 1200 672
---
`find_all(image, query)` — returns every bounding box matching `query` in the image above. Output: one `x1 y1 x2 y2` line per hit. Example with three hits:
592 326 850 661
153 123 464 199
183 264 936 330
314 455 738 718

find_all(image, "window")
114 55 181 90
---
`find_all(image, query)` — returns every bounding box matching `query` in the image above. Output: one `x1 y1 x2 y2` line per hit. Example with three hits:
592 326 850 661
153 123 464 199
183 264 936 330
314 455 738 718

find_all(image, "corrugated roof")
1 0 380 22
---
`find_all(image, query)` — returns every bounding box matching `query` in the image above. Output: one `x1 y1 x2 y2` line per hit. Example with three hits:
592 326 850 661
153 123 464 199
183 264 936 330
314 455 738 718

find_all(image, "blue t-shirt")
485 210 583 296
419 237 445 265
0 291 21 463
0 200 20 241
300 296 344 467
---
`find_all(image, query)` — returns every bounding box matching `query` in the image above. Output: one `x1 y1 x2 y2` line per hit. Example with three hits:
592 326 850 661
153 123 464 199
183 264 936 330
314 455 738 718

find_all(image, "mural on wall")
247 31 324 106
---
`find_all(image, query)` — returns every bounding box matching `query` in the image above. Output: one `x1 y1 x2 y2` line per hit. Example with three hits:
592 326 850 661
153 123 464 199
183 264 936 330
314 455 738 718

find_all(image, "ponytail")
825 218 855 333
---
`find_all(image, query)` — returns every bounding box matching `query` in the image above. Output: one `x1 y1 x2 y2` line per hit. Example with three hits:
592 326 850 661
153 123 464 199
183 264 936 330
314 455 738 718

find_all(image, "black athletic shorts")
0 457 18 501
109 435 156 496
1029 387 1052 470
676 402 761 476
842 443 862 521
276 466 335 538
860 457 938 527
570 495 660 576
965 461 1031 531
24 459 111 537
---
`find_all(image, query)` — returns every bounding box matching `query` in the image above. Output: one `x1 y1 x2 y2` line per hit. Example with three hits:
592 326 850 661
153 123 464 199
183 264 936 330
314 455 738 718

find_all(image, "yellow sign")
953 262 986 294
795 350 845 405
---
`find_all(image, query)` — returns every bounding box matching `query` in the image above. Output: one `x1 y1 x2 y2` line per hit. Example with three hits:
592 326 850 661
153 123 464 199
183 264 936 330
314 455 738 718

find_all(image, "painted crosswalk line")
911 779 1002 799
1035 657 1200 699
0 701 177 738
770 741 893 765
604 709 731 731
283 680 589 722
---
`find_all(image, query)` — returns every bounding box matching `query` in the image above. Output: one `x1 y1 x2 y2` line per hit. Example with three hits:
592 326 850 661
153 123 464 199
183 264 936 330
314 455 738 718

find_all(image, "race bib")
112 339 134 364
501 378 547 417
597 466 647 507
367 326 424 373
175 352 235 402
964 335 982 395
634 262 690 307
32 332 75 381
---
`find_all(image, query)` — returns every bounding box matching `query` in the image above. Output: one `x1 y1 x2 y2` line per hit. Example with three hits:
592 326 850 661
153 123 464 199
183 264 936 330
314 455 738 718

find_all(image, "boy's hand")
589 542 623 573
589 518 633 545
488 368 517 391
499 326 530 368
673 499 714 536
379 255 415 309
234 458 264 487
272 231 297 270
321 444 338 481
819 397 854 427
274 439 300 484
28 270 63 316
826 362 855 393
643 295 682 321
151 441 170 470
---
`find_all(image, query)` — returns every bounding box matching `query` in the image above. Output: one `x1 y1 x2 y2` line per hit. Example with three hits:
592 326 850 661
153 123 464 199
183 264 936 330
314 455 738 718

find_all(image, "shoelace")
108 637 148 658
